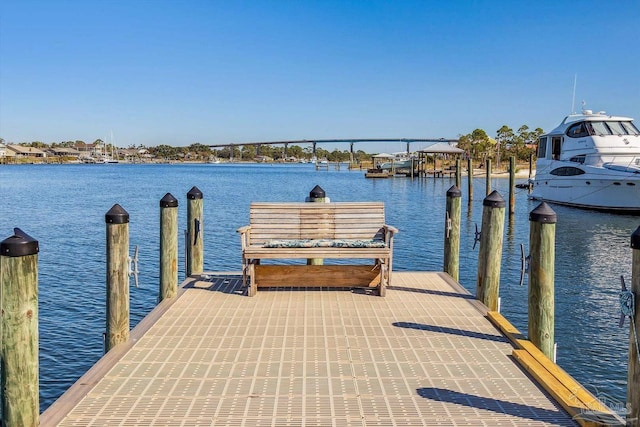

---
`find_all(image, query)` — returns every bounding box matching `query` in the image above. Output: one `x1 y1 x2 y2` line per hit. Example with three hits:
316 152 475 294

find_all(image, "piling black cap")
1 228 39 257
187 186 203 200
105 204 129 224
482 190 505 208
160 193 178 208
309 185 326 199
446 185 461 198
631 225 640 249
529 202 557 223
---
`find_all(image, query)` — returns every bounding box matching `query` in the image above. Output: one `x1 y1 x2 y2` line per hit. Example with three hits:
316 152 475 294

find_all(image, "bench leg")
247 260 258 297
376 257 393 297
241 258 248 288
378 260 387 297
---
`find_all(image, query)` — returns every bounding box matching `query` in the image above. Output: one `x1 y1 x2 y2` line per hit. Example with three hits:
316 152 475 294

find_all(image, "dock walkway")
42 272 577 426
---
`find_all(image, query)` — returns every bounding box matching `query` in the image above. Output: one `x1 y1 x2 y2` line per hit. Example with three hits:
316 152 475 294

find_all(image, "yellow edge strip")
486 311 622 426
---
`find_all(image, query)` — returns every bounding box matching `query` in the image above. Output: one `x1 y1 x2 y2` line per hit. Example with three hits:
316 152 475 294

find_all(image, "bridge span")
207 138 459 159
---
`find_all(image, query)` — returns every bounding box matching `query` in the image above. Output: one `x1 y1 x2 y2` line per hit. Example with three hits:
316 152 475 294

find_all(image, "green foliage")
26 141 47 148
354 150 369 163
286 145 305 160
150 144 179 160
215 145 242 159
460 123 545 164
315 148 330 160
327 149 351 162
186 143 212 161
457 128 493 161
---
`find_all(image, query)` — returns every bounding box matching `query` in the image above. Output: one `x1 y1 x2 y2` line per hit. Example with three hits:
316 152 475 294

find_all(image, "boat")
364 168 392 178
379 159 413 170
378 152 418 171
80 155 97 164
530 109 640 213
103 130 120 163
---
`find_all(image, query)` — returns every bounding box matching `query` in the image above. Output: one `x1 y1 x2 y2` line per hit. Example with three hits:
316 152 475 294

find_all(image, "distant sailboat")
104 130 120 163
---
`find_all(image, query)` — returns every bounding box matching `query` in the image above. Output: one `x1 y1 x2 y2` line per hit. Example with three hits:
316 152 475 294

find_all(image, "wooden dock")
41 272 585 426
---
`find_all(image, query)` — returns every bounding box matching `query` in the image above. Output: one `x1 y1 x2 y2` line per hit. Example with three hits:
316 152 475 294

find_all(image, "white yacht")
531 110 640 213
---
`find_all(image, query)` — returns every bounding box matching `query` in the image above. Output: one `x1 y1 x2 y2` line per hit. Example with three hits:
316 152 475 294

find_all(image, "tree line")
150 143 372 163
1 123 544 164
456 125 543 166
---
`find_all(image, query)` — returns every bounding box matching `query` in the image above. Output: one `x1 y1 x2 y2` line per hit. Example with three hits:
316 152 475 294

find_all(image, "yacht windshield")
607 121 627 135
588 121 640 136
622 121 640 135
591 122 610 135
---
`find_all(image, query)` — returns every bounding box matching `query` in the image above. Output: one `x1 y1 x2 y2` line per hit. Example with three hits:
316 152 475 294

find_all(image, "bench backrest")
249 202 385 244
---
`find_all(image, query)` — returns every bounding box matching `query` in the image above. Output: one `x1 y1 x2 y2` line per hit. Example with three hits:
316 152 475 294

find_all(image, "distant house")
74 141 103 158
0 143 16 162
118 148 139 162
138 149 154 162
47 147 81 158
119 148 136 156
7 145 47 158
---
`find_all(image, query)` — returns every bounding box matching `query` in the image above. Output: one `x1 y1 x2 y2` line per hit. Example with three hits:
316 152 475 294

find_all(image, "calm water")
0 163 636 411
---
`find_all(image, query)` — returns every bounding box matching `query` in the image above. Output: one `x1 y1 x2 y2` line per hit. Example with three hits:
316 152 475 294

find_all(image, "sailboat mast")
110 130 117 160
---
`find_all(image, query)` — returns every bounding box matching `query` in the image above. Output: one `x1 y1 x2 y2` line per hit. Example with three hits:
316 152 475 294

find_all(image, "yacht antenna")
571 74 577 114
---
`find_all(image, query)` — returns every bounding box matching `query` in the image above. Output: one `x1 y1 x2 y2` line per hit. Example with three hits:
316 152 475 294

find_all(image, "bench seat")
262 238 386 249
238 202 397 296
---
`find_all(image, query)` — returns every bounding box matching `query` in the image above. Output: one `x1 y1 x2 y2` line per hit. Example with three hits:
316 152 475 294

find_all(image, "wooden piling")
160 193 179 301
105 204 130 352
628 226 640 424
455 158 461 189
509 156 516 216
528 153 534 193
443 186 461 282
186 186 204 277
467 158 473 203
485 158 492 195
0 228 39 427
529 152 534 180
476 191 505 311
528 202 556 360
306 185 328 266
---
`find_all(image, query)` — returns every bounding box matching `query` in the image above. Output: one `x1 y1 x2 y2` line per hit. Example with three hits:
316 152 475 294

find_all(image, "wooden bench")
237 202 398 297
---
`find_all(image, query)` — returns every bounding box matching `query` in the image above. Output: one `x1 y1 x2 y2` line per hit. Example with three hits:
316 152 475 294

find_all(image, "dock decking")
42 272 578 426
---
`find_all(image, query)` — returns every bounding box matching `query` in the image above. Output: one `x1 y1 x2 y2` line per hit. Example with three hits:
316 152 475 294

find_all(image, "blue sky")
1 0 638 151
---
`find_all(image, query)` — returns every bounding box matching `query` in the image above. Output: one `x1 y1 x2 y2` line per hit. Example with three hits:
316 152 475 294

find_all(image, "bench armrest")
382 224 398 248
237 225 251 250
383 224 399 235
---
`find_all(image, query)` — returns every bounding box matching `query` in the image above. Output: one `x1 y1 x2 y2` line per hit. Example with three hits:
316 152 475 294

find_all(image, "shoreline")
0 160 536 178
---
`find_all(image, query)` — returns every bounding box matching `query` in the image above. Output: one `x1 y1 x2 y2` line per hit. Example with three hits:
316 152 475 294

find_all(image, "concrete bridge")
207 138 460 160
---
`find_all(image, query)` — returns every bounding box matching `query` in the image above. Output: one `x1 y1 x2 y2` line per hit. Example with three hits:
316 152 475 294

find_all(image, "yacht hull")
531 167 640 213
532 110 640 214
